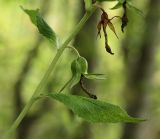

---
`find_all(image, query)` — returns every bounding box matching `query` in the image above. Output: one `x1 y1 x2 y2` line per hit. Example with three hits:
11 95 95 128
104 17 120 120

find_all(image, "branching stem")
3 7 96 139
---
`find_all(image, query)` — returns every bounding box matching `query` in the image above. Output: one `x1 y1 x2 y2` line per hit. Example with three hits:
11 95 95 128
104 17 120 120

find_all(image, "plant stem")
58 77 73 93
3 7 96 139
67 46 80 57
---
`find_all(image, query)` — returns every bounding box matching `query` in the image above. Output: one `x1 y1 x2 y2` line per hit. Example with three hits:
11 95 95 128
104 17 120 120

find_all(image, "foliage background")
0 0 160 139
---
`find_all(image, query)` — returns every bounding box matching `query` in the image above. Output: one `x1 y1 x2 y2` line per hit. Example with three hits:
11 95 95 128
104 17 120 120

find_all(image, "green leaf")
21 7 38 25
70 59 82 88
83 74 107 80
77 56 88 74
71 57 88 75
126 3 144 17
69 74 81 88
110 2 123 10
70 57 88 88
47 93 145 123
21 6 57 46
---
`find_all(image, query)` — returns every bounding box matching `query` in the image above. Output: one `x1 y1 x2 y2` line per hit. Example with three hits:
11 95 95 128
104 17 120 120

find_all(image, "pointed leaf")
47 93 145 123
108 21 119 39
110 2 123 10
83 74 107 80
20 7 38 25
21 6 57 46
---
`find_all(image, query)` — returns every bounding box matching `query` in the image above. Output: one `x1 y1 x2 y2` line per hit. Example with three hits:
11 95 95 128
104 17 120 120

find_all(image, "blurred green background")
0 0 160 139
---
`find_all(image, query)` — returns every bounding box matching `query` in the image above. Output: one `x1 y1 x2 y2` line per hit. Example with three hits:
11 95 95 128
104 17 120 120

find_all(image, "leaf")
126 3 144 17
47 93 145 123
71 57 88 75
110 2 123 10
83 74 107 80
71 59 82 75
69 74 81 88
77 57 88 74
107 21 119 39
70 59 82 88
21 6 57 47
70 57 88 88
20 7 38 25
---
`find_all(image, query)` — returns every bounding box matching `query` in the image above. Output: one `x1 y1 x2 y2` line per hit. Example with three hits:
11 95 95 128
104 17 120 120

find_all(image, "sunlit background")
0 0 160 139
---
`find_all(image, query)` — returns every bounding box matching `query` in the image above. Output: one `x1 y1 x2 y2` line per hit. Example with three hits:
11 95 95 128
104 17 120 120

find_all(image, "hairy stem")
3 7 96 139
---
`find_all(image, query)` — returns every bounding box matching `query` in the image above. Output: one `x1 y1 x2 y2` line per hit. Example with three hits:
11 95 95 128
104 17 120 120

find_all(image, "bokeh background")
0 0 160 139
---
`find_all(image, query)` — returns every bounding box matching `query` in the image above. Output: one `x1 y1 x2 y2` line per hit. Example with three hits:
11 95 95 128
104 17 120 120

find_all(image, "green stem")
67 46 80 57
3 7 96 139
58 77 73 93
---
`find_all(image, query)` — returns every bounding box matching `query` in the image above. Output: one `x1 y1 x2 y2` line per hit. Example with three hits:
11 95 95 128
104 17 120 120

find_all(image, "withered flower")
97 8 119 55
121 1 128 32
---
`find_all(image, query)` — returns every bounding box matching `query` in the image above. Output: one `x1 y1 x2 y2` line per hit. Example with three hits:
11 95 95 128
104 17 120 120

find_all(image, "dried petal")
107 21 119 39
103 19 108 28
97 21 102 38
105 44 114 55
101 11 108 20
121 13 128 32
103 25 114 55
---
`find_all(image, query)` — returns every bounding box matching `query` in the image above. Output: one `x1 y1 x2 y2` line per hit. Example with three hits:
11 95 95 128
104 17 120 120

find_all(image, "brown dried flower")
97 8 119 55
